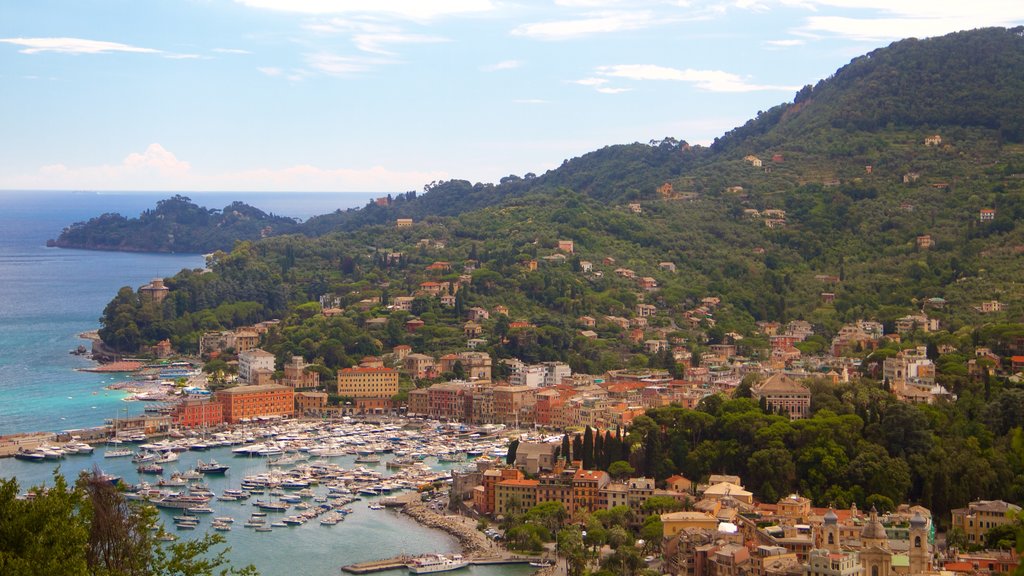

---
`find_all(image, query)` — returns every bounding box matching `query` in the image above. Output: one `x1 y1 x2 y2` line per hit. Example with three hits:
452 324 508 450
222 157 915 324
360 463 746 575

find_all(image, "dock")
341 554 540 574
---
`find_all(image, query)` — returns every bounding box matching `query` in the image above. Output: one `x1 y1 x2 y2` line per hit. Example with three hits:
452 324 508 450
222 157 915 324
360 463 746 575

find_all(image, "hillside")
50 195 300 253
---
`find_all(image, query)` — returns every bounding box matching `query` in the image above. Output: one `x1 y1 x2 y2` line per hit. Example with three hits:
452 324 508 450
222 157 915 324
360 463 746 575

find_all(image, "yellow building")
336 366 399 398
661 511 720 537
494 478 539 517
951 500 1022 546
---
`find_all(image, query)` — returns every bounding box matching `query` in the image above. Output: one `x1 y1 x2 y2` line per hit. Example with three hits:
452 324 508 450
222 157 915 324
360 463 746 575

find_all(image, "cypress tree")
595 430 605 470
572 434 583 465
582 426 594 470
561 433 572 463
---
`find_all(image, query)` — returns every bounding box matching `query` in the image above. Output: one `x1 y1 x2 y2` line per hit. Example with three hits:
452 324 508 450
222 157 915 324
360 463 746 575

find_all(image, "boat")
153 494 211 510
255 526 273 532
13 449 45 462
132 451 157 463
407 554 469 574
195 459 229 474
155 451 179 463
104 448 134 458
137 463 164 475
213 516 234 523
529 561 553 568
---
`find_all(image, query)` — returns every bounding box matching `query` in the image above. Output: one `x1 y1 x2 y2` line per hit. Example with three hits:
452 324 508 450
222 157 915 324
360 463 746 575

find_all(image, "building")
336 366 399 412
495 477 539 517
216 384 294 424
426 381 475 421
514 441 559 474
405 353 437 380
281 356 320 389
294 391 328 415
396 218 413 227
805 549 863 576
439 351 492 382
139 278 169 303
752 373 811 419
951 500 1022 546
171 398 223 429
238 348 276 384
662 511 721 537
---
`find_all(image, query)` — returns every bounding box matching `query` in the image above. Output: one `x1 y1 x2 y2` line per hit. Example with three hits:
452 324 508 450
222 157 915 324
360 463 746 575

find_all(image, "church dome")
910 511 927 529
824 508 839 525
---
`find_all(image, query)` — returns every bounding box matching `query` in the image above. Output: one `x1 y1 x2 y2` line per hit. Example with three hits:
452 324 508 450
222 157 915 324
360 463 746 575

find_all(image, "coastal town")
3 270 1022 576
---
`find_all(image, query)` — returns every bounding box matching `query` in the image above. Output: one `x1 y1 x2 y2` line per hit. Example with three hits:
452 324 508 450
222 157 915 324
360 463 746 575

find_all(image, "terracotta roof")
756 373 809 394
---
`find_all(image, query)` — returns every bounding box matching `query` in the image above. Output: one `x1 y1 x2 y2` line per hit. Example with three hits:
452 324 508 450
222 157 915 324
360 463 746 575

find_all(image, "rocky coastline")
401 500 494 556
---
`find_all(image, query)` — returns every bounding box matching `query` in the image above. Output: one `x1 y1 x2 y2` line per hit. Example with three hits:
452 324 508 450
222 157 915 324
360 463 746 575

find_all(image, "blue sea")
0 190 533 576
0 191 376 436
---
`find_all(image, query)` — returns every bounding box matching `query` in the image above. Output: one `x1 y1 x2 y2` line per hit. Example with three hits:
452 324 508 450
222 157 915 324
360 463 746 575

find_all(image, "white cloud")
212 48 252 55
596 64 800 92
789 1 1024 41
352 32 447 55
303 18 446 56
1 144 446 192
233 0 496 21
0 37 182 56
304 52 381 75
572 77 609 86
764 38 805 47
258 66 284 76
511 11 657 40
596 86 631 94
0 37 200 59
481 59 522 72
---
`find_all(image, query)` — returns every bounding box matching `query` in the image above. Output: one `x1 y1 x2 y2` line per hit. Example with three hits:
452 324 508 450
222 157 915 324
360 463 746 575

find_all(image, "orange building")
216 384 294 424
171 398 224 429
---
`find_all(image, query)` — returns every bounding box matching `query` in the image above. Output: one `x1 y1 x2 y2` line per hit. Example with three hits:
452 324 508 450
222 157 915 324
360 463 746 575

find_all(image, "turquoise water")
0 191 534 575
0 447 533 576
0 191 375 435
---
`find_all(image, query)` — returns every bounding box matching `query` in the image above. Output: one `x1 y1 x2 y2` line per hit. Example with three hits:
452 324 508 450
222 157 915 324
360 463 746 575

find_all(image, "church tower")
858 506 893 576
908 511 930 575
823 507 841 552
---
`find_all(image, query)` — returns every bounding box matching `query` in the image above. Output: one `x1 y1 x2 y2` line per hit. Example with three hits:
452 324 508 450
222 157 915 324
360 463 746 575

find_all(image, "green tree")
608 460 635 481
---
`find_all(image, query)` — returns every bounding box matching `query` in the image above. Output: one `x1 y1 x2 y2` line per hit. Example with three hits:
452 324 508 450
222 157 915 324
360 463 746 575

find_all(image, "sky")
1 1 1023 193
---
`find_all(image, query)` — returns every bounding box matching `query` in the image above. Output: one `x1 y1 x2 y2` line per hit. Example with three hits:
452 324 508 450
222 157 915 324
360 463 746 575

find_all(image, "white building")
238 348 276 384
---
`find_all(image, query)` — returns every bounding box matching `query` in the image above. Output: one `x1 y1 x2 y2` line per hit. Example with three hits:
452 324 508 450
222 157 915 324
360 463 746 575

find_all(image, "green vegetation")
81 27 1024 524
0 471 255 576
52 195 299 253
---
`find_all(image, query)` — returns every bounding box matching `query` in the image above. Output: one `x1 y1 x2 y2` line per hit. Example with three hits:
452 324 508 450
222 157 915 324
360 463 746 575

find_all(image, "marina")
0 417 535 576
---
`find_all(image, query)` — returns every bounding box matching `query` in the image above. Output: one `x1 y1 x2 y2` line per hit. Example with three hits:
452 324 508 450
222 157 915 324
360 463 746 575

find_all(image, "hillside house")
752 373 810 419
744 155 763 167
396 218 413 227
580 260 593 272
980 208 996 222
659 262 676 272
916 235 933 249
557 240 574 253
924 134 942 146
628 203 642 214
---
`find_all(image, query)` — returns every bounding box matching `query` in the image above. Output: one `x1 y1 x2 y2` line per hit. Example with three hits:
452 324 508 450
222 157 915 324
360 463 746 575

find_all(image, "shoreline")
400 499 496 557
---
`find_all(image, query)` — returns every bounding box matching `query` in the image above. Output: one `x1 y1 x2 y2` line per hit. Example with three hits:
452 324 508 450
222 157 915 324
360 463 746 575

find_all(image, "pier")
341 554 540 574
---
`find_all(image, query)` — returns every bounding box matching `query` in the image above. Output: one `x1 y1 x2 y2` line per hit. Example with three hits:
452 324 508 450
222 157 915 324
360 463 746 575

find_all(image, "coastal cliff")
51 195 299 253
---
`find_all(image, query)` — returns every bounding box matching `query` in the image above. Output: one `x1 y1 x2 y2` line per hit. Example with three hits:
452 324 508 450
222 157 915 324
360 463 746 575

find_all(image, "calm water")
0 190 533 576
0 446 531 576
0 191 374 435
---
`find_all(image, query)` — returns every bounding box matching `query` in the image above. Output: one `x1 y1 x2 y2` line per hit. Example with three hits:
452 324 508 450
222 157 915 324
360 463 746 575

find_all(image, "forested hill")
54 27 1024 248
50 195 300 253
712 26 1024 152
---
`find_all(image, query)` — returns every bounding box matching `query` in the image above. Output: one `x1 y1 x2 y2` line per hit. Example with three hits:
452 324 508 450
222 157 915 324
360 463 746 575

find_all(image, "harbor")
0 417 537 576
